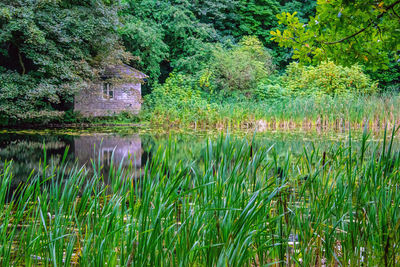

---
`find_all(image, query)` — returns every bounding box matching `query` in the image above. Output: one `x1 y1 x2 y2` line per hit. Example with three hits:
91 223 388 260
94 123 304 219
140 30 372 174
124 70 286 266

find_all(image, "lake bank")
2 94 400 133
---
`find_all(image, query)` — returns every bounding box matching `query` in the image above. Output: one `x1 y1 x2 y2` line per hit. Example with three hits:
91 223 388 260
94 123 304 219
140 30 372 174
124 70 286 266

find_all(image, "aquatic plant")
0 129 399 265
147 93 400 132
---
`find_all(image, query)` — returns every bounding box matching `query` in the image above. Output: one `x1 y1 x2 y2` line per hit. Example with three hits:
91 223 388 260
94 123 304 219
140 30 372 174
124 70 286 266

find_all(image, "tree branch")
324 22 373 45
391 5 400 19
17 48 26 75
324 0 400 45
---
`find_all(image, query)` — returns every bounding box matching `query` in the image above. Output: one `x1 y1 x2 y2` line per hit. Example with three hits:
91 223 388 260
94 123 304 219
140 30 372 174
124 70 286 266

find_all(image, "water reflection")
1 130 398 189
0 134 145 189
74 135 142 167
74 135 143 178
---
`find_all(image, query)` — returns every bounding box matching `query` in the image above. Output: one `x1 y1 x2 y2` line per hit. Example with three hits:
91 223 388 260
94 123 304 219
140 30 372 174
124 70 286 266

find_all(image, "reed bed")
148 94 400 131
0 129 400 266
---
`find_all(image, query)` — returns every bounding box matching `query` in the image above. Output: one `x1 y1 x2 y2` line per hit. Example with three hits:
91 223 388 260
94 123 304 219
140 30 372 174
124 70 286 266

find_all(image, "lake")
1 127 399 266
0 127 393 189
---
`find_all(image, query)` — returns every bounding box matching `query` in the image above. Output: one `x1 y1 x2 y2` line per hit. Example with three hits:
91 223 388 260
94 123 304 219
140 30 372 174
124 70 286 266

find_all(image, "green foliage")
120 0 318 80
119 19 168 85
120 0 215 82
190 0 240 41
269 0 316 69
279 0 316 21
368 60 400 90
144 73 232 125
289 61 378 96
235 0 280 44
145 73 207 112
254 77 287 101
208 36 274 94
271 0 400 71
281 61 378 96
0 72 65 122
0 0 128 120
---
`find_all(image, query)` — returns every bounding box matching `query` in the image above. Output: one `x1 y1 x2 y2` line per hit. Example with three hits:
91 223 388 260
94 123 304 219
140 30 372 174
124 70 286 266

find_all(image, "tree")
208 36 274 93
233 0 310 69
119 19 169 85
119 0 215 84
271 0 400 70
190 0 240 42
235 0 280 46
0 0 127 121
279 0 316 21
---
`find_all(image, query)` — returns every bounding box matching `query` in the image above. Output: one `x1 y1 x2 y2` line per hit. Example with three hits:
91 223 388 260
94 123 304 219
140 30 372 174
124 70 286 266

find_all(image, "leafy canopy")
281 61 378 96
190 0 240 42
0 0 127 120
207 36 274 93
271 0 400 70
119 0 215 84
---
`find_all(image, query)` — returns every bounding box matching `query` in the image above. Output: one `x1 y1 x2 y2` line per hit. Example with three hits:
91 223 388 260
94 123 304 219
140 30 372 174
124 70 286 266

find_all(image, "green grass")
146 93 400 131
5 93 399 132
0 128 400 265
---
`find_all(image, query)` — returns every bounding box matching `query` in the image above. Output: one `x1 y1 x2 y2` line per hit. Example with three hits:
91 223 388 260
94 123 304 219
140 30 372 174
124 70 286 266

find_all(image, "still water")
0 128 395 190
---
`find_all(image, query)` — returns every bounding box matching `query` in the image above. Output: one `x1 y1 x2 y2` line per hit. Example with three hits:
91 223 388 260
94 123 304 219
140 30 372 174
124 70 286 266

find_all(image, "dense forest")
0 0 399 126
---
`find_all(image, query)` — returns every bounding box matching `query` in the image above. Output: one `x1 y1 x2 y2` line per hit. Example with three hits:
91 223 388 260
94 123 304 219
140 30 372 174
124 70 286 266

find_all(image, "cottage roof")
101 64 148 80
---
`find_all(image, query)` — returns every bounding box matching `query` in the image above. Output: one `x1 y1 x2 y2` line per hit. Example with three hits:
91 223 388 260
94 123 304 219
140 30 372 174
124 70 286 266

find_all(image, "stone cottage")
74 64 147 116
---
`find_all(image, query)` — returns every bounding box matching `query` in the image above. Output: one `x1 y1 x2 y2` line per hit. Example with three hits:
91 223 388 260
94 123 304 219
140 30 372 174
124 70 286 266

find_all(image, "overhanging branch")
324 0 400 45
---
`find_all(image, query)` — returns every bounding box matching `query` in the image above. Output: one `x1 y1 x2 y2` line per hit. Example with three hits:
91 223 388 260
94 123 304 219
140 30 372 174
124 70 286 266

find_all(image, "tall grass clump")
143 69 400 130
143 57 399 130
146 92 400 131
1 129 400 265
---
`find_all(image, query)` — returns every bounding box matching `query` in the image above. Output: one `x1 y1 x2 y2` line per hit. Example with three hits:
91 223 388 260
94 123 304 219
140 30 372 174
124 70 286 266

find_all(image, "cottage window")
102 83 114 100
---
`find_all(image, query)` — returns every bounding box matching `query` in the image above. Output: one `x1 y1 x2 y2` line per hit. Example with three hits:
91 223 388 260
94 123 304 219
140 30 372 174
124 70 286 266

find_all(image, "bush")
0 72 65 124
254 75 288 102
368 60 400 90
207 36 274 95
254 83 287 102
144 73 209 120
282 61 377 96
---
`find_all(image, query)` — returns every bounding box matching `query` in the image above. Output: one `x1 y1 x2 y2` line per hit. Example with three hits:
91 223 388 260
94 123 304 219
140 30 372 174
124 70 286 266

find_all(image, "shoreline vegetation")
2 93 400 133
1 1 399 125
1 129 399 265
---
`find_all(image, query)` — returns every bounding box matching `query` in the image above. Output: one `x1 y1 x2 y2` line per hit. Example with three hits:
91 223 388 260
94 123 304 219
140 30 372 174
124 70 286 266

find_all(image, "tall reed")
148 94 400 131
0 129 399 265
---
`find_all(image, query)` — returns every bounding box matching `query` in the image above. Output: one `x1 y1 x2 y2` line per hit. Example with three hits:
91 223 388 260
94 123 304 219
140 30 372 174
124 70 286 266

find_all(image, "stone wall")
74 82 142 117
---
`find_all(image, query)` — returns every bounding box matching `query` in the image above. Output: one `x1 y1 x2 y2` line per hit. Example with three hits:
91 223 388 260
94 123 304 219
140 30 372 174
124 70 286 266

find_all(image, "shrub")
254 75 288 102
368 60 400 90
208 36 274 95
254 83 287 102
0 72 66 124
282 61 378 96
144 73 208 119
